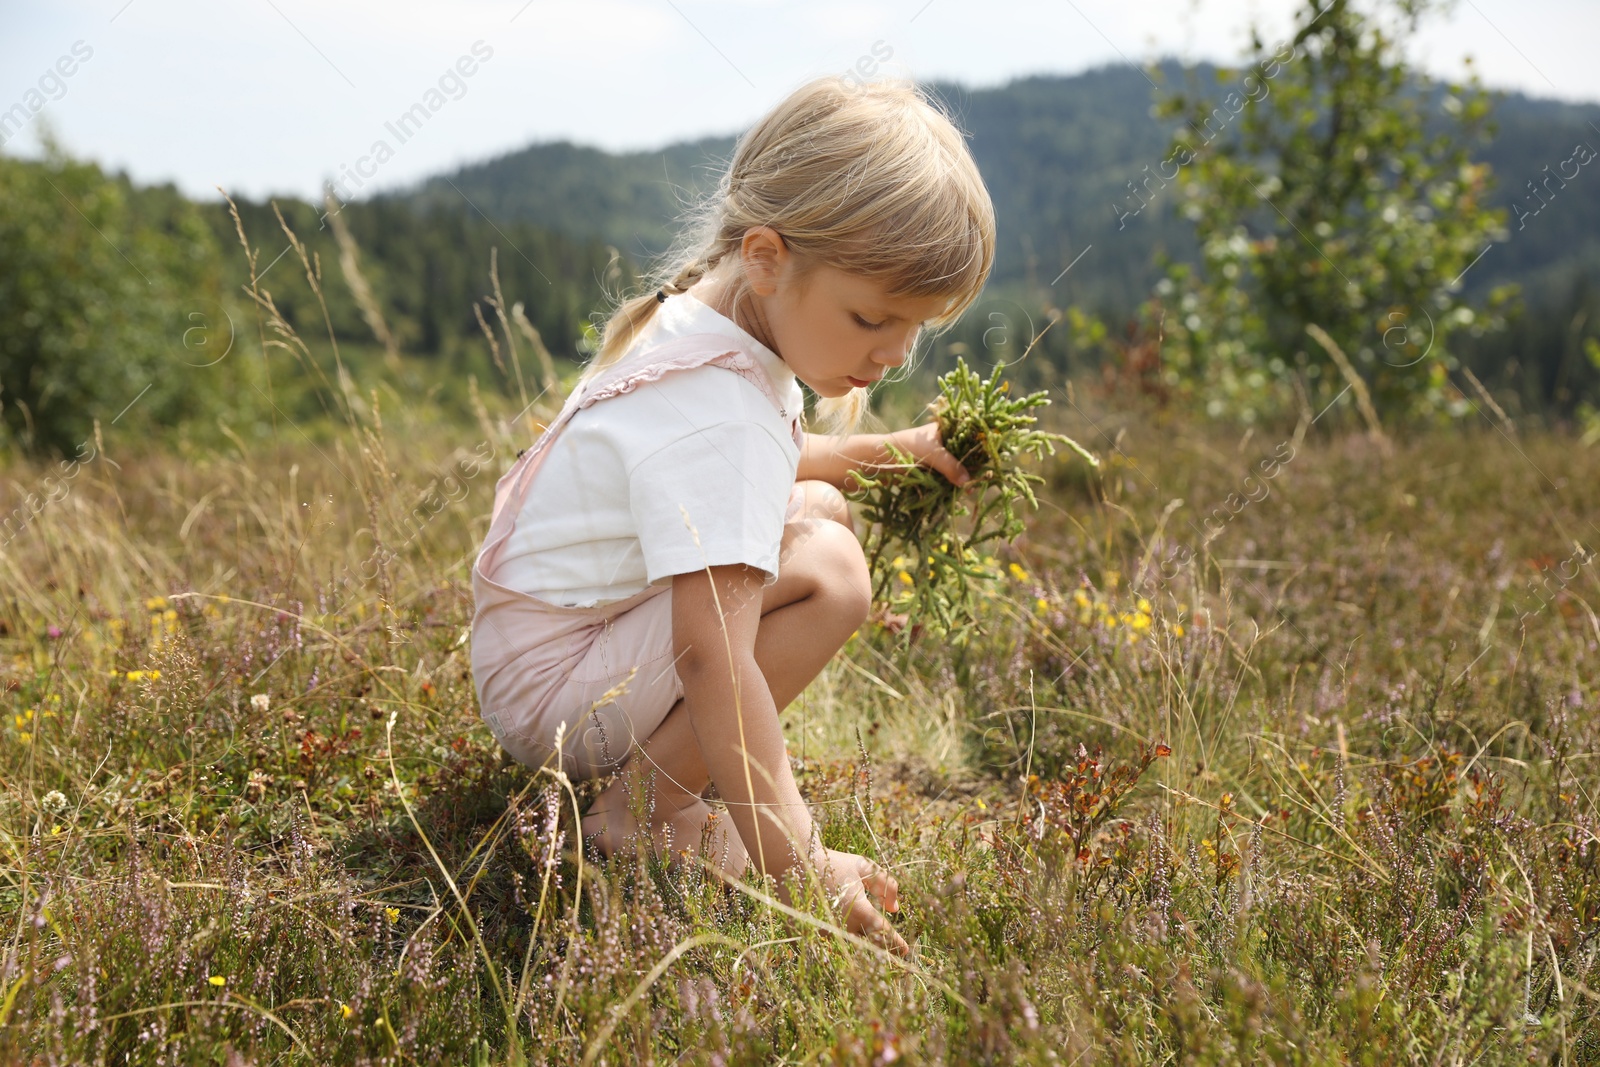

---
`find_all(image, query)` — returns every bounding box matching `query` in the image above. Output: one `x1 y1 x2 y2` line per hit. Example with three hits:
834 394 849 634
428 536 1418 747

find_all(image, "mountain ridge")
375 61 1600 318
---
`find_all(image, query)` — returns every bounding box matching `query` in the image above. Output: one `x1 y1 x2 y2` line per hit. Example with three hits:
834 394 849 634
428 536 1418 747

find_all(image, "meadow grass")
3 205 1600 1065
2 380 1597 1063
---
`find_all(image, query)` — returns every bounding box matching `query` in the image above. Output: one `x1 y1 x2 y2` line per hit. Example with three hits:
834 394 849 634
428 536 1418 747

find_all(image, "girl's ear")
740 225 788 296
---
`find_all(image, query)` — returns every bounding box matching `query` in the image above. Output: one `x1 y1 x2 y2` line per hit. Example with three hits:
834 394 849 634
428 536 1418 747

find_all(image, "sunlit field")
4 306 1598 1061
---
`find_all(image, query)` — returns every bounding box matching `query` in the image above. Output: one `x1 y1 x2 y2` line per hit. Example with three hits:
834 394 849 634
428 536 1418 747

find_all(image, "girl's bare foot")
581 791 750 879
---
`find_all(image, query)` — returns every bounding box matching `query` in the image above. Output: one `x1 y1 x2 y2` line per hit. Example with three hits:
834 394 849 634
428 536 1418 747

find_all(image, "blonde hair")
583 74 997 434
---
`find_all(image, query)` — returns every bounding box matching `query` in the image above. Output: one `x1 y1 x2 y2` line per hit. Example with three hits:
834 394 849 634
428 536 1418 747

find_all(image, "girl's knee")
808 520 872 623
793 479 852 529
772 517 872 625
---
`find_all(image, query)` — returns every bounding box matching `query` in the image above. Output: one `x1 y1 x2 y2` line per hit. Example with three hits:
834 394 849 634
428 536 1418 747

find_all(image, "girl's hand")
818 847 908 957
884 423 971 488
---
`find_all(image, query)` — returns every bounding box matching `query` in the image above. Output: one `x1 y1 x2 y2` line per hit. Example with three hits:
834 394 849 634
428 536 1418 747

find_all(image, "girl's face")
724 227 953 399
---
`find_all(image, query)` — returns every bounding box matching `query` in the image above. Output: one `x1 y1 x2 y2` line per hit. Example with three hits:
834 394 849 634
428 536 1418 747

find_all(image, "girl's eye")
853 314 884 331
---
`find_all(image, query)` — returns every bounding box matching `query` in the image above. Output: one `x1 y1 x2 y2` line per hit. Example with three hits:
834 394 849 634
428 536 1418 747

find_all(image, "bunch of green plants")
845 357 1098 639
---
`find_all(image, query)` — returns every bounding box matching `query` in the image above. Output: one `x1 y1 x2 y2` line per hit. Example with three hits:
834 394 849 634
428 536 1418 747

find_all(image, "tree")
1150 0 1515 421
0 131 242 454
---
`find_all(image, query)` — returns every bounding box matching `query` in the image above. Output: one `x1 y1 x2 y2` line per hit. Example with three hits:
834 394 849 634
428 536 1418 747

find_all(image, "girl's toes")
669 802 748 878
580 807 633 859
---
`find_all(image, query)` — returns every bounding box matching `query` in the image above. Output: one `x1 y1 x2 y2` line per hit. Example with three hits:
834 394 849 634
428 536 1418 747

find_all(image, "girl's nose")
875 328 919 368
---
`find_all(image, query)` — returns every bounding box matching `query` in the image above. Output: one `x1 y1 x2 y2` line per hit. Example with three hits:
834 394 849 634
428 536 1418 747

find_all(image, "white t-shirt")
495 291 807 608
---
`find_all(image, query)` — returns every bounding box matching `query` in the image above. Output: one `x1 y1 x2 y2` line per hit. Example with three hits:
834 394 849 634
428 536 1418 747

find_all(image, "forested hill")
12 60 1591 455
384 63 1600 319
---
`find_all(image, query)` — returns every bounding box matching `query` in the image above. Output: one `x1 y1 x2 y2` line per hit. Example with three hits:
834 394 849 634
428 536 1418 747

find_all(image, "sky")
2 0 1596 206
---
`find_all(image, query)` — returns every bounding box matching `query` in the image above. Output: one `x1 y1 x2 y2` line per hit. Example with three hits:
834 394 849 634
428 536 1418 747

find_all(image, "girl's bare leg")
582 489 869 873
797 477 905 632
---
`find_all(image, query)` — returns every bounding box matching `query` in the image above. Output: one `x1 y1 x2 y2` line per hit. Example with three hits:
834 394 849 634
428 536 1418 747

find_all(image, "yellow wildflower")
1034 597 1050 614
385 907 400 923
144 597 168 611
1137 598 1151 612
897 570 913 586
1008 563 1029 582
340 1002 353 1019
208 975 226 987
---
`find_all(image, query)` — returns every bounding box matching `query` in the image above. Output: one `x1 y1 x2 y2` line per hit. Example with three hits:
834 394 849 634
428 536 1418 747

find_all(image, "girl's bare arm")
671 562 820 879
797 426 971 491
671 559 910 954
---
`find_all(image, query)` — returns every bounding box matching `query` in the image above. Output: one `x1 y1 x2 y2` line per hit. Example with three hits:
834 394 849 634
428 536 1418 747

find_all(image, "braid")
660 256 710 297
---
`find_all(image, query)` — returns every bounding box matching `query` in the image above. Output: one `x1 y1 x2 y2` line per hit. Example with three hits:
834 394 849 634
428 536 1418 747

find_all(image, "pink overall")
470 331 804 780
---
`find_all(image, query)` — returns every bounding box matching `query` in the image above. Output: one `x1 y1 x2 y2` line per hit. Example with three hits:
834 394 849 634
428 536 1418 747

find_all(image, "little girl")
471 74 995 956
